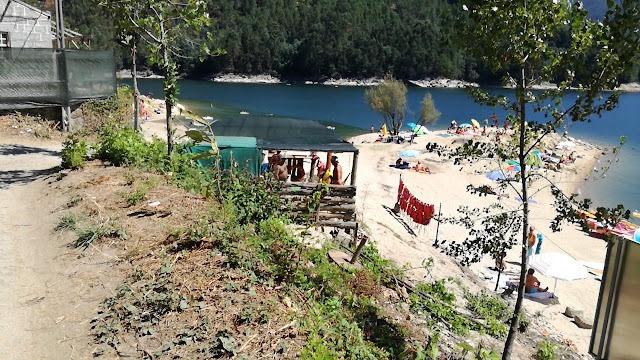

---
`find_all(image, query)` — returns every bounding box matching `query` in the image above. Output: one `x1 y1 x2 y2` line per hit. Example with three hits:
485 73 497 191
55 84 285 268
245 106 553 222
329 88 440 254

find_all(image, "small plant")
73 224 127 249
61 134 89 169
124 187 147 207
55 212 83 232
536 340 559 360
519 314 531 333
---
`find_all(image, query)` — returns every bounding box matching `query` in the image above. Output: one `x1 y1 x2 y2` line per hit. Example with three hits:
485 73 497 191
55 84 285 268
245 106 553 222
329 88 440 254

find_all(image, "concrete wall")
0 0 52 49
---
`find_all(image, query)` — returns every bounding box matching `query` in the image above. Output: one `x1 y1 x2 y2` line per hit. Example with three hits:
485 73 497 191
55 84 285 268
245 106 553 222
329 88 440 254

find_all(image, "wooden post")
351 222 359 247
350 150 359 186
327 152 333 168
350 232 368 264
132 41 139 130
434 203 442 243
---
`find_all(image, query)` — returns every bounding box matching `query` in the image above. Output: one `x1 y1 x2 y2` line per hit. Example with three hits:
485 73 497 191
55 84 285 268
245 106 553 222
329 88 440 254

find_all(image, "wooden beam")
317 220 357 229
282 195 356 204
351 150 359 186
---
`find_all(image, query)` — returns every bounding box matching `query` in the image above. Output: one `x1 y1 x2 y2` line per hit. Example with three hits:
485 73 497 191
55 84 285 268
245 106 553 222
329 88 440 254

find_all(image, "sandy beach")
346 127 607 356
137 95 190 142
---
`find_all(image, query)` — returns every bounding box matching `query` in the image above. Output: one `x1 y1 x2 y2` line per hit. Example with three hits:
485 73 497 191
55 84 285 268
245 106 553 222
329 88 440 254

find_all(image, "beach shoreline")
117 70 640 92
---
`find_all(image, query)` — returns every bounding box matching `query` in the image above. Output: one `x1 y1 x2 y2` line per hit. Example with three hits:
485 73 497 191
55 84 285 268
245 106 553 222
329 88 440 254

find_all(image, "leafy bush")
220 170 284 225
61 134 89 169
536 340 559 360
95 123 162 166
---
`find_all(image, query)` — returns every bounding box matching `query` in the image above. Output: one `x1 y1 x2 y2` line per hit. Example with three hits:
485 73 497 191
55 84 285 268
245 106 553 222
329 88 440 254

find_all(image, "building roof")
209 116 358 152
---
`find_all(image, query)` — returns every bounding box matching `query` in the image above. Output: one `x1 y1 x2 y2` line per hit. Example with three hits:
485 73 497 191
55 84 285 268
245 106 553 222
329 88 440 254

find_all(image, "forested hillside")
26 0 637 83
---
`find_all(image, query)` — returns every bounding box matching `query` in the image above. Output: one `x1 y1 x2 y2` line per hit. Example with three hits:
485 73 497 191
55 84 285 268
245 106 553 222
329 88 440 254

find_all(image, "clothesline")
397 177 435 227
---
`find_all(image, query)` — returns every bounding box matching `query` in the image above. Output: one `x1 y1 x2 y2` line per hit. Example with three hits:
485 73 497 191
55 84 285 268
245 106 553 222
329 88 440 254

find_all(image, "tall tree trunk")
132 42 139 130
502 65 529 360
162 44 173 156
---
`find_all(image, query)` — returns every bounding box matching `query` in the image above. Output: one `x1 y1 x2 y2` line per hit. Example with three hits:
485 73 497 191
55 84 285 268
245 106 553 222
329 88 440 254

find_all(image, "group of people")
394 158 431 173
262 150 344 184
495 226 548 293
313 154 344 184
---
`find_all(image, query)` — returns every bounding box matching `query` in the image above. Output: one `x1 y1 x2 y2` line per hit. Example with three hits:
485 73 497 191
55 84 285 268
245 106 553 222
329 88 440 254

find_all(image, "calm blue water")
122 79 639 214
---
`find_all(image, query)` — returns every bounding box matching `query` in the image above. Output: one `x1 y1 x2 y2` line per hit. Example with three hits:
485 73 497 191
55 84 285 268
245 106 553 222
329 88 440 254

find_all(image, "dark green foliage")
61 134 88 169
52 0 636 82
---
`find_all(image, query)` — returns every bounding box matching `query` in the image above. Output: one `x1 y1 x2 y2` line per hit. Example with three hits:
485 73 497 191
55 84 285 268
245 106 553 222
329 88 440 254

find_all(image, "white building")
0 0 52 49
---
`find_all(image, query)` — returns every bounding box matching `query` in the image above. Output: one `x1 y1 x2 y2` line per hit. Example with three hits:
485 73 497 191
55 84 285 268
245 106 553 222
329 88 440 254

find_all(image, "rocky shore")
117 70 640 92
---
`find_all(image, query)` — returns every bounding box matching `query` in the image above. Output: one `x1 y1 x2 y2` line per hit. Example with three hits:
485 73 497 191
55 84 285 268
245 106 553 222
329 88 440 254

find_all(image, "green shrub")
61 134 89 169
95 123 160 166
221 171 284 225
536 340 559 360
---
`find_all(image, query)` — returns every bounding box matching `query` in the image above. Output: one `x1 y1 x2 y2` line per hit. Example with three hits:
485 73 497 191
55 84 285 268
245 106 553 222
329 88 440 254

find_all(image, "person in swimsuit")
525 268 548 293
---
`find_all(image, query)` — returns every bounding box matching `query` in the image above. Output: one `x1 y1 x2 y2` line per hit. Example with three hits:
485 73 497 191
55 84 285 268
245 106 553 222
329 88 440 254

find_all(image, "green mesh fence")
0 48 116 109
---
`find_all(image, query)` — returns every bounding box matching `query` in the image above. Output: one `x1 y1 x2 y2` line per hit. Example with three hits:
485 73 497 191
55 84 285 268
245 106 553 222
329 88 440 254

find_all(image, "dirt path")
0 138 116 359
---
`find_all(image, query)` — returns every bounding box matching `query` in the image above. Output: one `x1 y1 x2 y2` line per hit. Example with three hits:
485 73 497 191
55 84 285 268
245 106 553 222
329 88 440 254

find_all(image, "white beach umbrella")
529 253 588 293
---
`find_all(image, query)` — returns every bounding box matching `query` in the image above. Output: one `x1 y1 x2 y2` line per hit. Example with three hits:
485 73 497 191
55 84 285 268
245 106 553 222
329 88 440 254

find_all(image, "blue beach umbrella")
398 150 421 157
486 171 506 181
407 122 417 129
459 123 472 128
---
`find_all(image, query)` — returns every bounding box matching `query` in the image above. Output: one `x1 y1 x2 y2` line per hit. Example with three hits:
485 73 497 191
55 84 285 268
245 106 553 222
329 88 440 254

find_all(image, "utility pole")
54 0 72 131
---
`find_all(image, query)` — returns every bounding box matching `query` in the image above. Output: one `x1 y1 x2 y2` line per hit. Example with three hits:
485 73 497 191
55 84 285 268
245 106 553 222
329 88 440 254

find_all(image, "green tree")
418 93 441 127
364 75 407 135
426 1 640 358
96 0 217 156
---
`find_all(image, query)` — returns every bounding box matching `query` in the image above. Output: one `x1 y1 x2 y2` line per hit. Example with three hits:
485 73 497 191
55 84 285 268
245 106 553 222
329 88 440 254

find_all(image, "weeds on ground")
73 223 127 249
122 178 158 207
55 212 83 232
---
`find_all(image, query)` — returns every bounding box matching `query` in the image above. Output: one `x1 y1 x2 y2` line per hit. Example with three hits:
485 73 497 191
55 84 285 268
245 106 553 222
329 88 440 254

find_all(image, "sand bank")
349 127 604 356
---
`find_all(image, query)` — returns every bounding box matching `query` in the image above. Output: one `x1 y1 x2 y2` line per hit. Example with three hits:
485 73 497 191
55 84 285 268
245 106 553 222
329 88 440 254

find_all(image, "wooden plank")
284 182 357 192
288 203 356 212
320 197 356 204
289 212 356 221
317 220 358 229
281 188 356 197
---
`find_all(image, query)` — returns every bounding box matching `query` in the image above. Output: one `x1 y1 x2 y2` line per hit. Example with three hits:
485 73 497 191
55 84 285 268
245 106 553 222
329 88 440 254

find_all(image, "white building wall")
0 0 52 48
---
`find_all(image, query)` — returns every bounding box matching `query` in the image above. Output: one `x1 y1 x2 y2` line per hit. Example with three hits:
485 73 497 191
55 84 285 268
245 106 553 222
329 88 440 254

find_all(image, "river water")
121 79 639 215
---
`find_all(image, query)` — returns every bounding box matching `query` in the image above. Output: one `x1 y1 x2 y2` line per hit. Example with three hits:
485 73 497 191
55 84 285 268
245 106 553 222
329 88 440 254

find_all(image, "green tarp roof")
215 136 257 148
210 116 357 152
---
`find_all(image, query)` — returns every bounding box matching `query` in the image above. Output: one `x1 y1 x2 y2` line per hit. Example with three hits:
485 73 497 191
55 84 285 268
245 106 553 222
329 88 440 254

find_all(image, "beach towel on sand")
525 291 555 299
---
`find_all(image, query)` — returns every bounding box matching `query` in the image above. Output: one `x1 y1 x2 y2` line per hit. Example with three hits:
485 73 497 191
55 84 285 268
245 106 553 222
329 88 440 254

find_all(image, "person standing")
261 150 269 174
527 227 536 257
330 155 343 185
274 156 288 181
535 233 543 255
